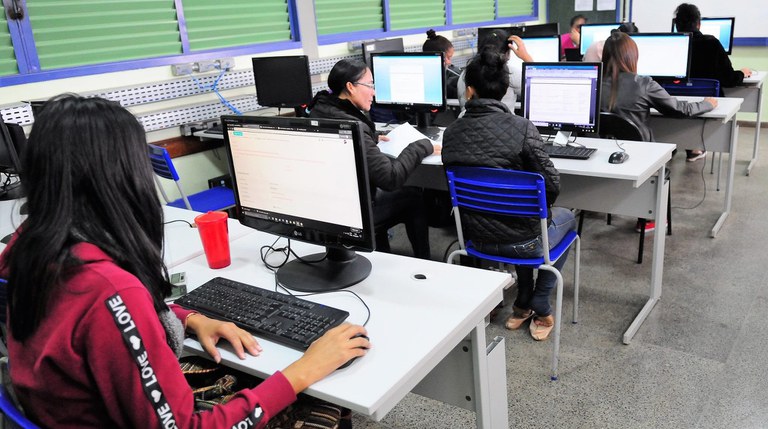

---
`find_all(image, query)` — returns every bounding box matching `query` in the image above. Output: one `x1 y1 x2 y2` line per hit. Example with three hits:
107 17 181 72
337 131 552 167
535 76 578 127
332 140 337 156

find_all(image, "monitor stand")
553 131 572 145
276 247 372 293
415 111 440 139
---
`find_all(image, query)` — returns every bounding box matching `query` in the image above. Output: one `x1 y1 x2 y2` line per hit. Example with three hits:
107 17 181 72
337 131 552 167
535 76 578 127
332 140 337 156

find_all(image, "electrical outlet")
217 57 235 71
171 62 195 76
196 60 217 73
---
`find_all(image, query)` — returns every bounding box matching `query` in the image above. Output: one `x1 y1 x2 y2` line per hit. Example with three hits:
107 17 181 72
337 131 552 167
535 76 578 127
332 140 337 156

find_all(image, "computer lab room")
0 0 767 428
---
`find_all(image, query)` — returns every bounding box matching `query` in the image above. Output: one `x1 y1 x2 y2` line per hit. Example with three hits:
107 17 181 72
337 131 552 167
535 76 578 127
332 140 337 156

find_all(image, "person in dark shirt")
423 29 462 99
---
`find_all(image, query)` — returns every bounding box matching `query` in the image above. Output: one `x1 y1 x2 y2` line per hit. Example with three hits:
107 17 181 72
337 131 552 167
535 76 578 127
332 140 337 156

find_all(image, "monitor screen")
361 38 404 65
252 56 313 109
222 115 375 292
521 62 602 142
478 23 559 45
672 17 735 54
629 33 692 79
371 52 446 134
521 35 561 63
579 23 622 55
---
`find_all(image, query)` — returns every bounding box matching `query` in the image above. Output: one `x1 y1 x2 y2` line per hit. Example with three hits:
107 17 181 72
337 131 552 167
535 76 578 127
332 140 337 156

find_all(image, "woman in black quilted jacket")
442 48 577 341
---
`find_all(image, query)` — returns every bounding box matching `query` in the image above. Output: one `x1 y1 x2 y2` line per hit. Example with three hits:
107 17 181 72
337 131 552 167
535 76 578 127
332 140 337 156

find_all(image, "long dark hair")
602 32 639 110
3 94 171 341
465 47 509 101
327 58 368 96
423 29 453 53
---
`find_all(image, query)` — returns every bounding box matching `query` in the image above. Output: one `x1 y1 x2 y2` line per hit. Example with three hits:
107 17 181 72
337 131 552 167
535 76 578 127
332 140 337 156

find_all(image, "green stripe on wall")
497 0 534 18
452 0 494 24
315 0 382 36
389 0 445 31
0 12 17 76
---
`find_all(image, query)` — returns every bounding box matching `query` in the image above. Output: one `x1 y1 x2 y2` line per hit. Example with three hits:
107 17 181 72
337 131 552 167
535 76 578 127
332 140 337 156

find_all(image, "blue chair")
660 78 720 97
0 382 38 429
444 166 580 380
147 144 235 212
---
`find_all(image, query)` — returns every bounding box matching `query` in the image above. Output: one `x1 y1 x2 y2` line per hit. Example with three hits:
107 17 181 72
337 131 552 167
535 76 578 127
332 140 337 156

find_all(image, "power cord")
163 219 195 228
188 68 243 115
672 118 708 210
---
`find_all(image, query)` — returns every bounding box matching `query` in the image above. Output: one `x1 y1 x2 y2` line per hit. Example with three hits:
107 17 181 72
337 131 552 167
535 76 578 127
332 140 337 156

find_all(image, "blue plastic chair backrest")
662 78 720 97
0 383 38 429
446 166 548 220
147 144 181 182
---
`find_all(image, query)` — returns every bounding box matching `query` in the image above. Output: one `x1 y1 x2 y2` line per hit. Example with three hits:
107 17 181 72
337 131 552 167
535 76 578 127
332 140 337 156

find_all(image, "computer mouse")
609 151 629 164
337 334 369 370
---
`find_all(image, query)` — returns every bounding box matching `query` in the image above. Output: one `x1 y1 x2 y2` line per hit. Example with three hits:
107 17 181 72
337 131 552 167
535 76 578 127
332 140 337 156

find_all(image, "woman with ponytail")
423 29 462 98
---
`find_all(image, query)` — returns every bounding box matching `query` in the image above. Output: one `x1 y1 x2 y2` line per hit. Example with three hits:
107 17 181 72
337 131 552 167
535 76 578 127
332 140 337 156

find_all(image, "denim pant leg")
528 207 577 316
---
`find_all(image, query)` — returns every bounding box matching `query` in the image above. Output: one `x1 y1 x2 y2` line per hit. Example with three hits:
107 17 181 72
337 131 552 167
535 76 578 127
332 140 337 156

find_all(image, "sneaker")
529 315 555 341
635 220 655 233
686 150 707 162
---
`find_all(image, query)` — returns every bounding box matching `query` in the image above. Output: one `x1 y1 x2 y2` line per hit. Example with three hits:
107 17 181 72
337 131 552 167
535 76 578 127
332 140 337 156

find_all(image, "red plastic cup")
194 211 231 269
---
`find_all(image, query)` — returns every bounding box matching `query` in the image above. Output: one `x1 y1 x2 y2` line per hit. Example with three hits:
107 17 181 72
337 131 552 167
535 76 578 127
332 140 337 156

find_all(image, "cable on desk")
672 118 708 210
163 219 195 228
274 273 372 327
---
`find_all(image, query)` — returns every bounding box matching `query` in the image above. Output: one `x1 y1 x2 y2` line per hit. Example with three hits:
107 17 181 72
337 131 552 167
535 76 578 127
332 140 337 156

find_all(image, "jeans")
373 187 431 260
477 207 576 317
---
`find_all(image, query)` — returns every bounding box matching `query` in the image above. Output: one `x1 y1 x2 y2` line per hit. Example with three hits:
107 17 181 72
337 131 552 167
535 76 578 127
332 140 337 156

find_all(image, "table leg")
711 119 738 238
471 324 508 429
623 165 668 344
746 85 764 176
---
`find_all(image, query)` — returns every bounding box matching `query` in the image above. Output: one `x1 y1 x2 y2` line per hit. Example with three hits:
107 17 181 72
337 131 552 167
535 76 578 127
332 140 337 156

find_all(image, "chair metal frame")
444 166 580 380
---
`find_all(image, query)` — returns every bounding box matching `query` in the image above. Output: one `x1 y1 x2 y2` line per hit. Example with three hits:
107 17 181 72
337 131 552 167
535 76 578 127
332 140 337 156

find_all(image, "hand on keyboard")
185 313 263 363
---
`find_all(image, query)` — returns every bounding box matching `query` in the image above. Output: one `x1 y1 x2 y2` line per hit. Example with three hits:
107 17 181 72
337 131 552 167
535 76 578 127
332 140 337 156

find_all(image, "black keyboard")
543 144 597 160
175 277 349 351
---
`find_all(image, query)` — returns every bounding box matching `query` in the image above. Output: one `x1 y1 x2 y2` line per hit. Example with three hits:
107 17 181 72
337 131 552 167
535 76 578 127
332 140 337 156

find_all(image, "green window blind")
26 0 181 70
389 0 445 31
452 0 494 25
315 0 383 36
497 0 534 18
0 13 17 76
183 0 291 51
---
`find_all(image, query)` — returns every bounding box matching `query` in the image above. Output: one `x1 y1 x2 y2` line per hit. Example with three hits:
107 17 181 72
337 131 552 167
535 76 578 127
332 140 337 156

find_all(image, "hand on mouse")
432 144 442 155
741 67 752 78
703 97 718 108
281 323 369 394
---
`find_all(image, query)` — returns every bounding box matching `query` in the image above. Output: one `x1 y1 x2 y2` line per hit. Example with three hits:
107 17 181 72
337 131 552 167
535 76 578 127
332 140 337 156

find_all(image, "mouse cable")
612 137 627 153
163 219 194 228
274 275 372 327
671 118 708 210
260 235 290 273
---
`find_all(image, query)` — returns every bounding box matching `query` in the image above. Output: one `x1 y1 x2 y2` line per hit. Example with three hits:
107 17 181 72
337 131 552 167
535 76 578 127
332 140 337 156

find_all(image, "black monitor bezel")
251 55 313 109
221 115 375 254
361 38 405 65
672 17 735 55
578 22 623 55
370 51 446 113
477 23 560 45
0 122 23 174
520 62 603 136
629 32 693 80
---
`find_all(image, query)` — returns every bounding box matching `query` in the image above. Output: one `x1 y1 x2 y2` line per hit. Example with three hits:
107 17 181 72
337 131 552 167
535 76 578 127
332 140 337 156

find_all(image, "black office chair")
580 112 671 264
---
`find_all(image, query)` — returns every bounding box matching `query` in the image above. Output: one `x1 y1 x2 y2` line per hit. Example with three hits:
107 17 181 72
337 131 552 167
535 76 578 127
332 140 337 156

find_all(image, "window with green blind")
183 0 291 51
389 0 445 31
497 0 535 18
0 13 18 76
315 0 383 36
25 0 182 70
452 0 494 25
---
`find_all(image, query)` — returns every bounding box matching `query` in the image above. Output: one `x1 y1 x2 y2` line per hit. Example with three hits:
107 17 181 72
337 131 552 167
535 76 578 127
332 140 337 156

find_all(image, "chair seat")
464 230 579 267
167 186 235 212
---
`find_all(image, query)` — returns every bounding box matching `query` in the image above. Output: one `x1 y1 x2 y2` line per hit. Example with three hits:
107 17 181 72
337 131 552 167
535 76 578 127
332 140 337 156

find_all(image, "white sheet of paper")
597 0 615 11
377 122 430 157
575 0 593 11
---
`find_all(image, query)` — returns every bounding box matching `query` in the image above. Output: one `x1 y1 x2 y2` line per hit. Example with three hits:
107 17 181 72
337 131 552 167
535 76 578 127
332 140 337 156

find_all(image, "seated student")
582 22 638 62
442 48 576 342
423 29 462 99
0 95 370 428
560 15 587 59
308 59 438 259
457 31 532 112
601 32 716 230
673 3 751 161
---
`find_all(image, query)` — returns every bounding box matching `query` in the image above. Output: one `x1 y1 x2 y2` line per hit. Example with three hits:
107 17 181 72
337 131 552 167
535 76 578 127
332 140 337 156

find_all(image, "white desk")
724 70 766 175
384 137 674 344
648 96 743 237
176 235 512 428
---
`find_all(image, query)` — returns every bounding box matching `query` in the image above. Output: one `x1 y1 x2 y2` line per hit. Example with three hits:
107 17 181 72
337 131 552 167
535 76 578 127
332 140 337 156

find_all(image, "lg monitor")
478 23 560 45
672 17 735 54
221 115 375 292
579 23 623 56
520 35 561 63
521 62 602 144
361 38 404 65
629 33 692 80
0 122 25 200
252 56 313 111
370 52 446 136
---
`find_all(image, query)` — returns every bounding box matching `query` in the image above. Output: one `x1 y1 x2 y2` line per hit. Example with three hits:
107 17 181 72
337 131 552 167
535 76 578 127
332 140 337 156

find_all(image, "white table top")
178 233 510 417
650 96 743 123
742 70 766 86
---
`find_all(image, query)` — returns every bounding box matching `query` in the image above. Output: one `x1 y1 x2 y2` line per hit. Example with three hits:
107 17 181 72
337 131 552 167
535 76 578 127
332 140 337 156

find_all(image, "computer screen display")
222 115 375 292
629 33 692 79
362 38 404 65
251 56 313 109
521 35 561 63
521 62 602 142
672 17 734 54
579 23 622 55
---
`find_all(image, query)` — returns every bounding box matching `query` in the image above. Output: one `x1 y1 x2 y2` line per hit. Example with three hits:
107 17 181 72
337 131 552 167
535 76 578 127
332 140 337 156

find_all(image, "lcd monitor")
370 52 446 136
361 38 404 65
252 56 313 110
221 115 375 292
0 122 25 200
478 23 560 45
629 33 692 80
521 62 602 144
521 35 561 63
579 23 623 56
672 17 735 54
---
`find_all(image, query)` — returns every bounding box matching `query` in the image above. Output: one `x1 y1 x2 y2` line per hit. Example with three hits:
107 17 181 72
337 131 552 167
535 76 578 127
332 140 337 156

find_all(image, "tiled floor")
356 126 768 428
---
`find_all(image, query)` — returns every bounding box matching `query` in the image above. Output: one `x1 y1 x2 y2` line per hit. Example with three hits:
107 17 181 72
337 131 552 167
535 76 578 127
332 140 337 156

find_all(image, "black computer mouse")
609 151 629 164
337 334 369 370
